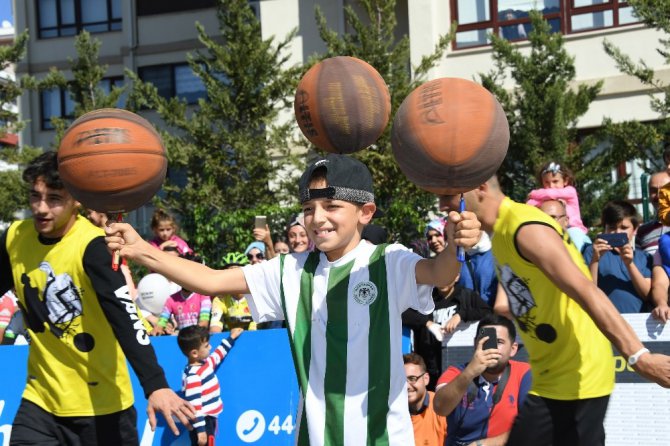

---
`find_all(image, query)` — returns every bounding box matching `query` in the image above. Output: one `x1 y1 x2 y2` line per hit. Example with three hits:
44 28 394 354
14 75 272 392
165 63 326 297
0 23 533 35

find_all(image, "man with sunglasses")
404 352 446 446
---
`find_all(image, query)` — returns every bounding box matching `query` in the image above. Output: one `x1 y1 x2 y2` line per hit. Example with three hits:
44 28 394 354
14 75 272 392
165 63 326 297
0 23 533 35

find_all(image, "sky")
0 0 11 26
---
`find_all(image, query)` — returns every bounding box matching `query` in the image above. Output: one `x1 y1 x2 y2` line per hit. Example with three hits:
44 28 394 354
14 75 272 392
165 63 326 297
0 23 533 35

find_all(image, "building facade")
13 0 669 218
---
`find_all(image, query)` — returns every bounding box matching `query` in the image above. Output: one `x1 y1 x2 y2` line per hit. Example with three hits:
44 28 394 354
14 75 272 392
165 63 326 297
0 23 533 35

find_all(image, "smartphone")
254 215 267 229
478 327 498 350
596 232 628 248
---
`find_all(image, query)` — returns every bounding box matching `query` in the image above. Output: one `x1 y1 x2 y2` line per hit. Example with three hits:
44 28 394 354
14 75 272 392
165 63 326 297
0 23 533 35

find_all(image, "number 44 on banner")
267 415 295 435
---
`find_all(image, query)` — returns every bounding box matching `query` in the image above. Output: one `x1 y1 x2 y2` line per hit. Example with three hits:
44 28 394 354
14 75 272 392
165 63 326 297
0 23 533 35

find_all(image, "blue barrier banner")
0 329 300 446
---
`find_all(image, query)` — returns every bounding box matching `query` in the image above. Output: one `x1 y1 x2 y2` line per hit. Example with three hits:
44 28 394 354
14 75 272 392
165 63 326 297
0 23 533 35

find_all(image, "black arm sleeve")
83 237 168 397
0 230 14 294
401 308 431 329
452 286 493 322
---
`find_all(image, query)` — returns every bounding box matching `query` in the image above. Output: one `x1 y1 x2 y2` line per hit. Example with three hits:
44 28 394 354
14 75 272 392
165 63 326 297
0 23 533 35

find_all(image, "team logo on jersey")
21 261 94 352
499 264 557 344
353 281 378 305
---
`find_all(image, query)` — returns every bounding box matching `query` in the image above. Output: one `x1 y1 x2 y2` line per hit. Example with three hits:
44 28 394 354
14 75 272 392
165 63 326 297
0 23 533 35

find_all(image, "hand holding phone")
478 326 498 351
596 232 628 248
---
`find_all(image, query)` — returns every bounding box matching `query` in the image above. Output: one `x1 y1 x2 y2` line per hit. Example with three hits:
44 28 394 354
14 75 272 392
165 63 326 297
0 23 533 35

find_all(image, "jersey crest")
353 281 378 305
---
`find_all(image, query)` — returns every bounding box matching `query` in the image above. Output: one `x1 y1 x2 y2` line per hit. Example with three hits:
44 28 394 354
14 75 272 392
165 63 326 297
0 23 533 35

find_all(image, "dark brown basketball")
294 56 391 154
391 78 509 195
57 108 167 213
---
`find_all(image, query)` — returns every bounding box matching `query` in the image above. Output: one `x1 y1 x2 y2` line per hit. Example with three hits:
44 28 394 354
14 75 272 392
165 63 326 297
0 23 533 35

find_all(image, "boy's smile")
303 198 362 261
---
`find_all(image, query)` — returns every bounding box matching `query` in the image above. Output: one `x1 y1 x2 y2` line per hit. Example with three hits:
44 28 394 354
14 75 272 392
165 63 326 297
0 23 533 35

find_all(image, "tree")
602 0 670 174
33 31 127 144
127 0 302 267
479 10 628 227
0 31 41 222
314 0 456 243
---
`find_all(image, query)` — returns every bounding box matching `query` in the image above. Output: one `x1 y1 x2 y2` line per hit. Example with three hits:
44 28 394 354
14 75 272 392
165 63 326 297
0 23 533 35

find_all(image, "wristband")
627 347 650 366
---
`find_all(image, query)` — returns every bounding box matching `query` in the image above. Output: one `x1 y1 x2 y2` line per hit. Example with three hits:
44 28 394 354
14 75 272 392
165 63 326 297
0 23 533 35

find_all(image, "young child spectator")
178 325 243 446
105 153 481 445
583 200 653 313
402 273 492 390
526 161 588 233
154 254 212 335
149 209 193 255
210 253 256 332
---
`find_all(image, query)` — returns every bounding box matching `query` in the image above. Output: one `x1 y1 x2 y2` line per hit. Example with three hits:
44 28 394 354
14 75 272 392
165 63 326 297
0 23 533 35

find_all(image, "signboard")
0 314 668 445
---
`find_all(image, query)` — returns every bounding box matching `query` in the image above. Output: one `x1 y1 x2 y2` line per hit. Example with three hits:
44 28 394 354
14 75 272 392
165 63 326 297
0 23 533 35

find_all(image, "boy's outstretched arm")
105 222 249 297
415 210 481 287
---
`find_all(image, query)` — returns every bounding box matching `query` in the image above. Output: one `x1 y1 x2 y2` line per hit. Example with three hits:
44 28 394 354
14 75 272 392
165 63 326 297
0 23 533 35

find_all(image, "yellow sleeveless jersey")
493 197 614 400
7 217 134 416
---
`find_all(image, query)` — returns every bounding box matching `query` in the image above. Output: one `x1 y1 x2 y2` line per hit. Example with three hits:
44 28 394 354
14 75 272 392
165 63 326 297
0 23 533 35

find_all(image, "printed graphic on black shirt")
499 264 557 344
20 261 94 352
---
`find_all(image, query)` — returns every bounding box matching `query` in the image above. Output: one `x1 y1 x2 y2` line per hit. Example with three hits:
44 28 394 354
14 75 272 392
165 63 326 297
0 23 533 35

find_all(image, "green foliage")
126 0 302 264
602 0 670 173
34 31 128 145
0 31 43 221
478 11 630 227
314 0 457 244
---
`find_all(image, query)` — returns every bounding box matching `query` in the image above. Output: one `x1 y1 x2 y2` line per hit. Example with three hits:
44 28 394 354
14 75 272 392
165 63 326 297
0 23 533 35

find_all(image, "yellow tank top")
493 197 614 400
7 217 134 416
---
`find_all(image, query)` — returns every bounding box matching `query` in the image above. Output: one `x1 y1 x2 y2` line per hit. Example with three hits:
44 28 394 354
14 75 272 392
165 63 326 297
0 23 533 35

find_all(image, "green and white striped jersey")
243 241 434 445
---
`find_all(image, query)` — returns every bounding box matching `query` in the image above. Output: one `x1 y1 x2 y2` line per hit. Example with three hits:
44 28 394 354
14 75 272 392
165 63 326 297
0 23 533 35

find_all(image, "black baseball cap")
299 154 374 204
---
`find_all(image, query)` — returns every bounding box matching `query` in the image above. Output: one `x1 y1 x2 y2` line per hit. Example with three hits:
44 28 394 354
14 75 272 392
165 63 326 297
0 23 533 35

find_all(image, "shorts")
507 394 610 446
10 398 139 446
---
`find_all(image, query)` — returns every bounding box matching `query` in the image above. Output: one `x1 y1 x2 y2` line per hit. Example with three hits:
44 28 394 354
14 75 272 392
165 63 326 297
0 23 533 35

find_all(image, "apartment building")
13 1 668 215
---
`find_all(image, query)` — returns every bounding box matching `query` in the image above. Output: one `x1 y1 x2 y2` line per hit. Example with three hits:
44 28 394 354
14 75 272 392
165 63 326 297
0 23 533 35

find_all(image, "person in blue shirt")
583 200 653 313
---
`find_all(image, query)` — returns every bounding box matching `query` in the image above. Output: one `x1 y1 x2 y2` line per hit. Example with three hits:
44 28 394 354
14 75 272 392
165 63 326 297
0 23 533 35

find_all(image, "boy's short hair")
177 325 209 355
23 151 63 189
601 200 640 228
298 154 374 204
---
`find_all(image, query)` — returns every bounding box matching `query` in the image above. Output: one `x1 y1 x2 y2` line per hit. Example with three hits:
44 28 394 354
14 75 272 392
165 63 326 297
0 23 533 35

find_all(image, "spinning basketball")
58 108 167 213
294 56 391 154
391 77 509 194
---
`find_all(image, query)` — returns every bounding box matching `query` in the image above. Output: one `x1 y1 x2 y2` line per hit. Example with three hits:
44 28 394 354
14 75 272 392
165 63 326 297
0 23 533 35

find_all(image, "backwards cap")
299 154 374 204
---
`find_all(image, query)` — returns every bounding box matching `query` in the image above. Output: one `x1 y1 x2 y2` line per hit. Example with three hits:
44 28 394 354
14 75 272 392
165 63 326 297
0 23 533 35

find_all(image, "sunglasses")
247 252 264 260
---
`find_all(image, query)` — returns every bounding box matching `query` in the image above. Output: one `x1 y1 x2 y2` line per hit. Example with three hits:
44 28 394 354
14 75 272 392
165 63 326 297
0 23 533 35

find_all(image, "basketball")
294 56 391 154
391 77 509 194
136 273 181 316
57 108 167 213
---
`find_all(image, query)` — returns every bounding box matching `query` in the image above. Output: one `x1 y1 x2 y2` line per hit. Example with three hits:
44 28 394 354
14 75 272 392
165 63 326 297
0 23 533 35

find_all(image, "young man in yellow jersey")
439 175 670 446
1 152 194 444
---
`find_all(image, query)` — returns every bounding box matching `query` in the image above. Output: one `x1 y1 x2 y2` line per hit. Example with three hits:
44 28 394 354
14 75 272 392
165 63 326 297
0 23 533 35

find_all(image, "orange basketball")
391 78 509 194
57 108 167 213
294 56 391 154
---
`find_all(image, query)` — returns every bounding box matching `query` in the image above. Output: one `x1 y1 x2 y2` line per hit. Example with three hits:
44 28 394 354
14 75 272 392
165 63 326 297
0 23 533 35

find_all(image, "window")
138 64 207 104
136 0 216 16
451 0 639 49
37 0 122 38
40 77 124 130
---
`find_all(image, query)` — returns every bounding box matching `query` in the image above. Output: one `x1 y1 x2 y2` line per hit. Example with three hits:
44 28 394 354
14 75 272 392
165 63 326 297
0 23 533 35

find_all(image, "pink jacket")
527 186 588 233
149 235 192 255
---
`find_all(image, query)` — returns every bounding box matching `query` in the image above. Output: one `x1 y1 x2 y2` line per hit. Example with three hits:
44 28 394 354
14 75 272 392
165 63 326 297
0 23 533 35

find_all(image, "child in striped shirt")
177 325 243 446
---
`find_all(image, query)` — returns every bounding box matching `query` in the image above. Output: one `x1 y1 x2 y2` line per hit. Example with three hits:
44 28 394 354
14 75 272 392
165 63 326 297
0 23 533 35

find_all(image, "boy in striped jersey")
105 154 481 445
178 325 243 445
